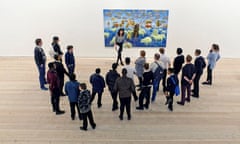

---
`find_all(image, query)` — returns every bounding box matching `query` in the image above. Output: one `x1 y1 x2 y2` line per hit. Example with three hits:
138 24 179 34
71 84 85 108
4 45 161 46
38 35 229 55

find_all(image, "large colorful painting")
103 9 169 48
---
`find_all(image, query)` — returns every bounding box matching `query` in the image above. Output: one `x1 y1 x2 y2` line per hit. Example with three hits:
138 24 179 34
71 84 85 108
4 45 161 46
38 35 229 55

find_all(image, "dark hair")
117 28 124 36
125 57 131 65
177 48 183 55
80 83 87 90
140 50 146 57
212 44 220 51
48 62 54 69
186 54 192 62
122 68 127 75
67 45 73 51
159 48 165 54
53 36 59 41
154 53 160 60
35 38 42 46
95 68 101 74
112 63 118 70
144 63 149 70
195 49 201 55
69 73 76 81
168 68 175 73
54 54 59 60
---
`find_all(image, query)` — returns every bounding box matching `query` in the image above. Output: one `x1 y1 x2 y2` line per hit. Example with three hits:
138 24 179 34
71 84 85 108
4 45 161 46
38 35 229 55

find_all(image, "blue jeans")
151 77 161 102
37 64 46 88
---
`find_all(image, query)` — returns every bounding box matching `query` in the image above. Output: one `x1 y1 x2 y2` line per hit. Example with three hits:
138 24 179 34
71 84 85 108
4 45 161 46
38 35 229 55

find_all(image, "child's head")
140 50 146 57
48 62 55 70
54 54 62 61
53 36 59 43
69 73 76 81
176 48 183 55
212 44 219 52
186 55 192 63
122 68 127 76
144 63 149 70
67 45 73 53
125 57 131 65
159 48 165 54
154 53 160 61
35 38 42 47
167 68 175 75
195 49 201 56
95 68 101 74
112 63 118 70
80 83 87 90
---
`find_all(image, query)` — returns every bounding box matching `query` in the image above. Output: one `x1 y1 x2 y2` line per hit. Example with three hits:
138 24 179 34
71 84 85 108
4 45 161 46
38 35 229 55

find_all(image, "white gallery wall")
0 0 239 58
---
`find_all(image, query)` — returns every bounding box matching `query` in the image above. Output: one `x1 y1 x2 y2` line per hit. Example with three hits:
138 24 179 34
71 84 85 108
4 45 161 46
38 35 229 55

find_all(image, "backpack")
170 76 180 96
153 62 164 79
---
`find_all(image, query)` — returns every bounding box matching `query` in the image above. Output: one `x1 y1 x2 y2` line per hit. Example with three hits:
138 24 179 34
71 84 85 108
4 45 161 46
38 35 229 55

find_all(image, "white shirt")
150 60 164 73
160 54 171 70
123 65 136 80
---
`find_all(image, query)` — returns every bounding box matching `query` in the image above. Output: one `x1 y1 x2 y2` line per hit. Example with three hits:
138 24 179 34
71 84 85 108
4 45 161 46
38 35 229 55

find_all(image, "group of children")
34 36 220 131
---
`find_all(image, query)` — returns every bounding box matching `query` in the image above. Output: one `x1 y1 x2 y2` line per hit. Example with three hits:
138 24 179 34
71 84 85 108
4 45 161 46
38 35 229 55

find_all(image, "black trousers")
206 65 212 84
139 87 151 108
166 92 174 108
162 69 167 92
82 110 96 129
70 102 82 120
119 97 131 118
193 72 202 96
116 42 123 64
137 77 143 87
59 77 64 95
51 88 60 112
110 90 118 109
91 91 103 106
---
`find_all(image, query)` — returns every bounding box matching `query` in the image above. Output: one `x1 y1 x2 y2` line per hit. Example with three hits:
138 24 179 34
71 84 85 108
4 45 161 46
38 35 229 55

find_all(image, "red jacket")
47 70 60 92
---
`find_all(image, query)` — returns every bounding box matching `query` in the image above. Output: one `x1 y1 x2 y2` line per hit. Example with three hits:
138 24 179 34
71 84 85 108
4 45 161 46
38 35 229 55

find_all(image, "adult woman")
115 28 125 66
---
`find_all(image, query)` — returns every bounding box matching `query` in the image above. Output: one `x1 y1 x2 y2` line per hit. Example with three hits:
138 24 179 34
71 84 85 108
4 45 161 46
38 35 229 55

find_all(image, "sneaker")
56 110 65 115
186 99 190 103
168 106 173 111
177 101 184 106
136 106 144 110
80 127 87 131
143 104 149 109
92 124 96 129
119 115 123 121
98 104 102 108
128 116 131 120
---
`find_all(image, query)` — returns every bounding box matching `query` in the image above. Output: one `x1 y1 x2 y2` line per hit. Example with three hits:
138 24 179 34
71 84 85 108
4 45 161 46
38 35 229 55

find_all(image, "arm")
64 83 68 95
34 48 42 66
65 53 69 66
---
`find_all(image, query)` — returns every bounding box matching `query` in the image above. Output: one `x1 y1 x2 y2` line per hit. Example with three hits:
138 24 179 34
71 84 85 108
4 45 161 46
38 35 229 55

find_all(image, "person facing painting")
115 28 125 66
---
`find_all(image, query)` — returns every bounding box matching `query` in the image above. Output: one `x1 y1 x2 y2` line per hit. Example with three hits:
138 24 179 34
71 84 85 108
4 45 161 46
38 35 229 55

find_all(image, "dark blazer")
54 61 69 79
65 52 75 67
194 56 206 74
106 70 120 91
52 43 63 55
173 55 185 74
166 74 179 93
34 47 46 66
90 73 106 93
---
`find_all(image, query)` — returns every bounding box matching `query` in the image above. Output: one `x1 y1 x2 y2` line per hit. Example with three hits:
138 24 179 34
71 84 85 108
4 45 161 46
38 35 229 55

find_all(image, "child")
106 63 120 111
136 63 153 110
78 83 96 131
173 48 185 75
90 68 105 108
165 68 179 111
65 73 82 120
52 36 63 56
135 50 146 89
47 62 65 115
177 55 196 105
65 45 75 74
159 48 171 92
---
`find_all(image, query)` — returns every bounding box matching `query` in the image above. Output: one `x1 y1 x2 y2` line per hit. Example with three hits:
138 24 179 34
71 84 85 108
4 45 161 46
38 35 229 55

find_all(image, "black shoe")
71 116 75 120
186 99 190 103
56 110 65 115
134 96 138 102
202 81 211 85
41 87 48 91
168 106 173 111
192 94 199 98
128 116 131 120
165 96 170 105
61 93 66 96
121 63 124 66
80 127 87 131
136 106 144 110
92 124 96 129
112 107 118 111
119 115 123 120
177 101 184 106
143 104 149 109
98 104 102 108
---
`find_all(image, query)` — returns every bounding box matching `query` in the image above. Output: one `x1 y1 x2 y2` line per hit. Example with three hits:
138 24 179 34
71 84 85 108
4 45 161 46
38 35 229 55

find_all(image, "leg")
209 68 213 84
193 73 201 97
152 78 160 102
126 97 131 120
137 89 144 109
50 94 55 112
138 77 143 87
87 110 96 129
75 102 83 120
111 90 118 110
145 87 151 109
91 91 97 104
186 85 191 102
168 92 174 111
97 92 103 108
70 102 76 120
178 84 186 105
59 78 65 95
162 69 167 92
81 113 88 130
38 65 45 88
119 98 124 120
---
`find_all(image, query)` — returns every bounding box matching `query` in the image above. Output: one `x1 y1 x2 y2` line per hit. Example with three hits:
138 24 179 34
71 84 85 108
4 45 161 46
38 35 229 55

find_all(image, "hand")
189 80 193 84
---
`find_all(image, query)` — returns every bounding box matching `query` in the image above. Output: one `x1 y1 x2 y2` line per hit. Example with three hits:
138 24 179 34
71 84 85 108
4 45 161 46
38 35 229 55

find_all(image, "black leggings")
116 42 123 64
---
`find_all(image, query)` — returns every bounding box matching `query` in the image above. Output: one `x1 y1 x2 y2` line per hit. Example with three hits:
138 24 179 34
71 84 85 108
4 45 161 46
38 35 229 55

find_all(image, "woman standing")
115 28 125 66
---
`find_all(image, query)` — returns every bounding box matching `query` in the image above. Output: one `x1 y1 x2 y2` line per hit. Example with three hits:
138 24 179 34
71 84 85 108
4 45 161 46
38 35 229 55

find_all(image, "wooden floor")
0 57 239 144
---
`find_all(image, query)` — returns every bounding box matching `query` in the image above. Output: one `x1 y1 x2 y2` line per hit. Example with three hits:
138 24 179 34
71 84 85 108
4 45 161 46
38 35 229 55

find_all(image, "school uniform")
54 60 69 96
137 70 153 110
65 80 82 120
65 51 75 74
165 74 179 111
114 76 136 120
106 70 120 110
90 73 106 108
34 46 47 89
178 63 195 105
52 43 63 55
173 55 185 75
192 56 206 97
78 89 96 130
